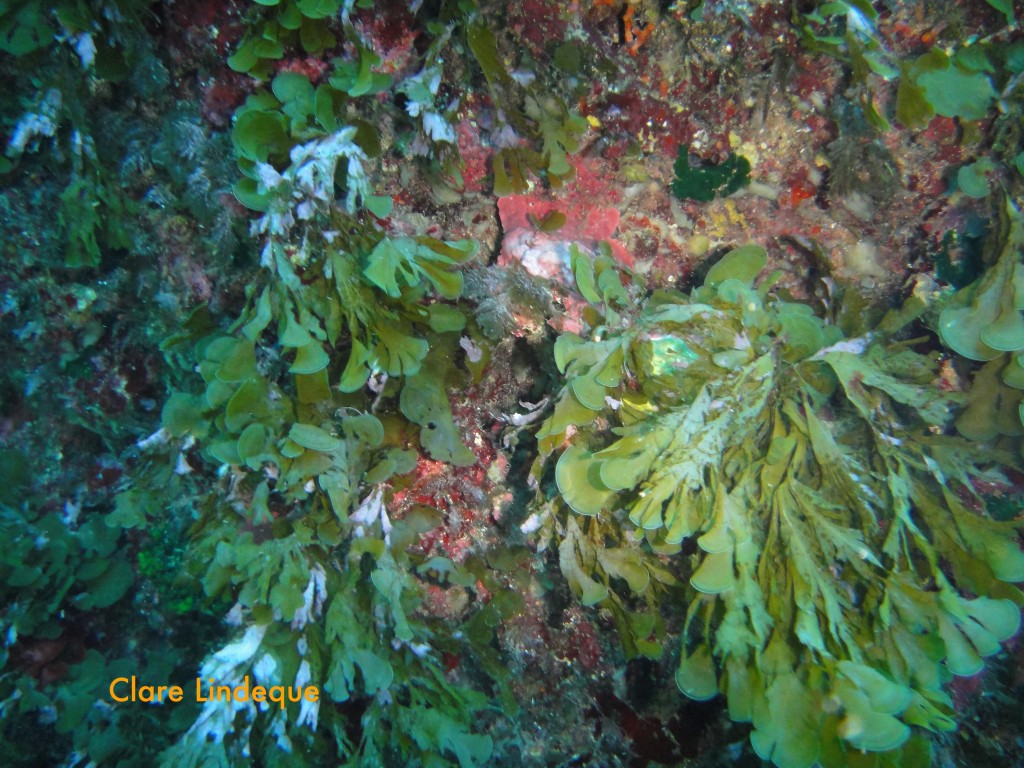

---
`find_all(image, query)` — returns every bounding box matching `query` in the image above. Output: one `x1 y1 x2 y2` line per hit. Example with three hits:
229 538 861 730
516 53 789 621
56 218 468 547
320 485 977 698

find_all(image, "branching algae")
154 167 495 766
534 244 1024 768
152 9 500 759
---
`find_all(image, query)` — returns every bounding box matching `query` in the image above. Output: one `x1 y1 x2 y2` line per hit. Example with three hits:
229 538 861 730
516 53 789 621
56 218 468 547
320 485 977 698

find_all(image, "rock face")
2 0 1024 767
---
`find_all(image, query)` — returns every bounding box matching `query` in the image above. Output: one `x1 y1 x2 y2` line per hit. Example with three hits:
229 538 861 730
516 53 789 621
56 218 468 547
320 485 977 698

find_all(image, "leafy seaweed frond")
155 299 502 762
938 199 1024 440
534 242 1024 767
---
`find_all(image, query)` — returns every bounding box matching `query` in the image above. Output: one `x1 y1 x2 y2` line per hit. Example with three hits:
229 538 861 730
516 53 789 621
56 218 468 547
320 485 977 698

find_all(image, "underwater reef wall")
2 1 1024 766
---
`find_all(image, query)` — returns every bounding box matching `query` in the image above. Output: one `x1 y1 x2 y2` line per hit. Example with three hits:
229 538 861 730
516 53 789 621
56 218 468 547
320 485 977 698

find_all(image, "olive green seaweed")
535 243 1024 768
939 200 1024 441
148 4 503 764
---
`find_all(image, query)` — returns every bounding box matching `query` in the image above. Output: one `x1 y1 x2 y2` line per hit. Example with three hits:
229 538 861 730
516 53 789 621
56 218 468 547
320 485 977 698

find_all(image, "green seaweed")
227 0 377 79
534 242 1024 767
896 47 999 128
939 199 1024 363
464 9 589 189
1 0 154 266
937 200 1024 441
140 8 498 759
671 143 751 202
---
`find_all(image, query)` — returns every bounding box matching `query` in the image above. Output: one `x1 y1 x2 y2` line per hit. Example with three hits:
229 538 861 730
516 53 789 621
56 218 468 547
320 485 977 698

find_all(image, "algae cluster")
536 244 1024 767
1 1 1023 767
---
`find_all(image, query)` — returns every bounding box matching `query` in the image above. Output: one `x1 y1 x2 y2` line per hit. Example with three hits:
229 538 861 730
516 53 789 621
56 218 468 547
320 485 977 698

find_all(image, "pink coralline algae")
496 192 634 282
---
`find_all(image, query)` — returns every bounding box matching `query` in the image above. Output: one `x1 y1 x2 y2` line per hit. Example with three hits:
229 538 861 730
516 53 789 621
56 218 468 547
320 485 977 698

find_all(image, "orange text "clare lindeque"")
109 676 319 710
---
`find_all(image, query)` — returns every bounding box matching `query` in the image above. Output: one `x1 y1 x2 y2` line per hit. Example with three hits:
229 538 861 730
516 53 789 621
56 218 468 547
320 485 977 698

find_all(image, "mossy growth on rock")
533 243 1024 768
